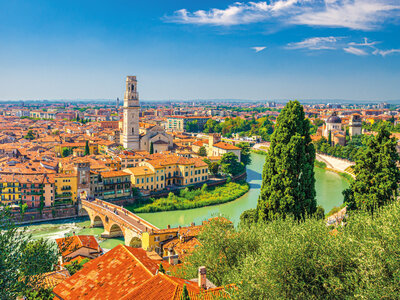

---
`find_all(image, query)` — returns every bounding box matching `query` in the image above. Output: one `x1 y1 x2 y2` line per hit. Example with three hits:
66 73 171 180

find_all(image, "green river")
25 153 349 249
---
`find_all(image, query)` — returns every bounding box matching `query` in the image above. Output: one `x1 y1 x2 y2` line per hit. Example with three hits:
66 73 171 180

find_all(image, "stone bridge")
79 199 158 247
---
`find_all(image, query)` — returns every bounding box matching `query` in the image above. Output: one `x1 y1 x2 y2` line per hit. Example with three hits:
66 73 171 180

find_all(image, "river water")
25 153 349 249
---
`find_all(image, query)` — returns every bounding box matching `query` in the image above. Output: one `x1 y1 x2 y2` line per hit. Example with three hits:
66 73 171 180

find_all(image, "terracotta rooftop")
53 245 163 300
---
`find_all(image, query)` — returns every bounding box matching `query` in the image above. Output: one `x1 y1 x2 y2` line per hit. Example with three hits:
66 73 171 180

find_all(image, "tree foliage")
64 258 90 275
258 100 316 221
176 204 400 299
236 142 252 166
203 117 274 141
0 208 58 299
219 152 245 176
198 146 207 157
24 130 36 140
314 135 372 161
84 140 90 156
149 142 154 154
343 126 400 213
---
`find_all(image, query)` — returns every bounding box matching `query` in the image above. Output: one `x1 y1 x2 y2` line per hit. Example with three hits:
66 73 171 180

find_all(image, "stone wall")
11 205 78 224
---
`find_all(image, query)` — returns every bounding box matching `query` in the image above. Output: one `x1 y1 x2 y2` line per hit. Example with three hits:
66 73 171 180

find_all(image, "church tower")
122 76 140 150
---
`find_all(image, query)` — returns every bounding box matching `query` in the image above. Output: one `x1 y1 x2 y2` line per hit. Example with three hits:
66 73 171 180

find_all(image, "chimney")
198 266 207 289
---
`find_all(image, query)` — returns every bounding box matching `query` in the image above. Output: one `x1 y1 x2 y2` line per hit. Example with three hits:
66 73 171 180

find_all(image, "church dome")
326 112 341 124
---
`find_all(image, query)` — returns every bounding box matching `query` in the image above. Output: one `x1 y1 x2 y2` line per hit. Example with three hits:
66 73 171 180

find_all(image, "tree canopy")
175 205 400 299
0 208 58 299
236 142 252 166
343 126 400 213
219 152 245 176
257 100 316 221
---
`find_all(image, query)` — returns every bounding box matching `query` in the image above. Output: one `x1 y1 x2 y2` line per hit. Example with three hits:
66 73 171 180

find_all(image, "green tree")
62 147 71 157
236 142 252 166
219 152 245 176
185 120 199 132
198 146 207 157
328 130 332 145
343 126 400 214
24 130 35 140
0 208 58 299
19 202 28 220
64 258 90 275
258 100 316 221
181 284 190 300
158 263 165 274
149 142 154 154
209 162 219 176
84 140 90 156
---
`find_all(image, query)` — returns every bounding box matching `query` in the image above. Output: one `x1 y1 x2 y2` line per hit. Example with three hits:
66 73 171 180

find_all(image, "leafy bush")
176 202 400 299
131 182 249 213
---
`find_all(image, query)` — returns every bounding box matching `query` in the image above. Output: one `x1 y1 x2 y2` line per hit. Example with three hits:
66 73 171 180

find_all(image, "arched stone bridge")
79 199 159 247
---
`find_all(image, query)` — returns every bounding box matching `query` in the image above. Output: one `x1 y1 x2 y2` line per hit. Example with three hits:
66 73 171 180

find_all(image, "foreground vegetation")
176 203 400 299
0 208 58 300
128 182 249 213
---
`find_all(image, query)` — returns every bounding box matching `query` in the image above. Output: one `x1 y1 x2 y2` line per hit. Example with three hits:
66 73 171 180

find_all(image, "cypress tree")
257 100 316 221
328 130 332 145
149 142 154 154
84 141 90 156
181 284 190 300
158 263 165 274
343 126 400 214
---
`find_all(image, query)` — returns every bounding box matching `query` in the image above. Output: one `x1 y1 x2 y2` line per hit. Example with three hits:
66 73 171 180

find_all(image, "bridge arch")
108 223 124 238
128 237 142 248
92 215 104 228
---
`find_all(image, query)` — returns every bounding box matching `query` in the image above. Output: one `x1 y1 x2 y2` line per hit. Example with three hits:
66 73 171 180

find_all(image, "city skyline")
0 0 399 101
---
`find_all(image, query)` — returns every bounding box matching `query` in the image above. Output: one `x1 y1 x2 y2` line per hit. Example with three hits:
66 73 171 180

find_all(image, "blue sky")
0 0 399 101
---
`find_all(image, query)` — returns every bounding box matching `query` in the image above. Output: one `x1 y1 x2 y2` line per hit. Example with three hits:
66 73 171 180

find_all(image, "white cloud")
343 46 368 55
167 1 303 26
167 0 400 30
286 36 339 50
348 37 379 47
251 46 267 52
373 48 400 56
292 0 400 30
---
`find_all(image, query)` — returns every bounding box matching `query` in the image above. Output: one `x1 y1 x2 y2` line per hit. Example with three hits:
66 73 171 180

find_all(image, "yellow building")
123 166 158 191
142 223 203 256
0 175 21 206
54 173 78 204
141 227 179 254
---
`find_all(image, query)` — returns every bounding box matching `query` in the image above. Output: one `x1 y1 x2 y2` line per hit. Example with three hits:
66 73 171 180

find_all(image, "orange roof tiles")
213 142 240 150
53 244 163 300
56 235 100 257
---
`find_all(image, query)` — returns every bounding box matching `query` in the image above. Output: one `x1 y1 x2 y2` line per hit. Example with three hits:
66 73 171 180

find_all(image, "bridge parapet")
81 199 158 246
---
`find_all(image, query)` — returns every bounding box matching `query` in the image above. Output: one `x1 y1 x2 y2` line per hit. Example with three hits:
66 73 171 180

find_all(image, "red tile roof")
56 235 100 257
213 142 240 150
53 245 161 300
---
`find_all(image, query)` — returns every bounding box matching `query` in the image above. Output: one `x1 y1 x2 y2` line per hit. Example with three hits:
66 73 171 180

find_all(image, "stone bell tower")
122 76 140 150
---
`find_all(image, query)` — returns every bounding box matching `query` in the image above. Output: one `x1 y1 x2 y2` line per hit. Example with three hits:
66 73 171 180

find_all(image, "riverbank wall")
11 205 78 224
13 172 247 225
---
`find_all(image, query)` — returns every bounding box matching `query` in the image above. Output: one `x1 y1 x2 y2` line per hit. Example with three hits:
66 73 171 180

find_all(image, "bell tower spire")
122 76 140 150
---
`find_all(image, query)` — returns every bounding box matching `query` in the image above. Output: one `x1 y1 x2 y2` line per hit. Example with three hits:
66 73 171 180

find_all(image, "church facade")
121 76 173 152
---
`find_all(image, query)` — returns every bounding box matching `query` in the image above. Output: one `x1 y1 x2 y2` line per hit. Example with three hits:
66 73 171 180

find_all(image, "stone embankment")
315 153 355 177
252 143 355 178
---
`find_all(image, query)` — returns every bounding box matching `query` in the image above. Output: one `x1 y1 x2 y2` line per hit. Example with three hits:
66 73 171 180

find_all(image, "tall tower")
122 76 140 150
349 114 362 136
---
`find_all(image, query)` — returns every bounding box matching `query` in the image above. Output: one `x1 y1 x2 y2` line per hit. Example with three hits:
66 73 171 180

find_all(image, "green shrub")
131 182 250 213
